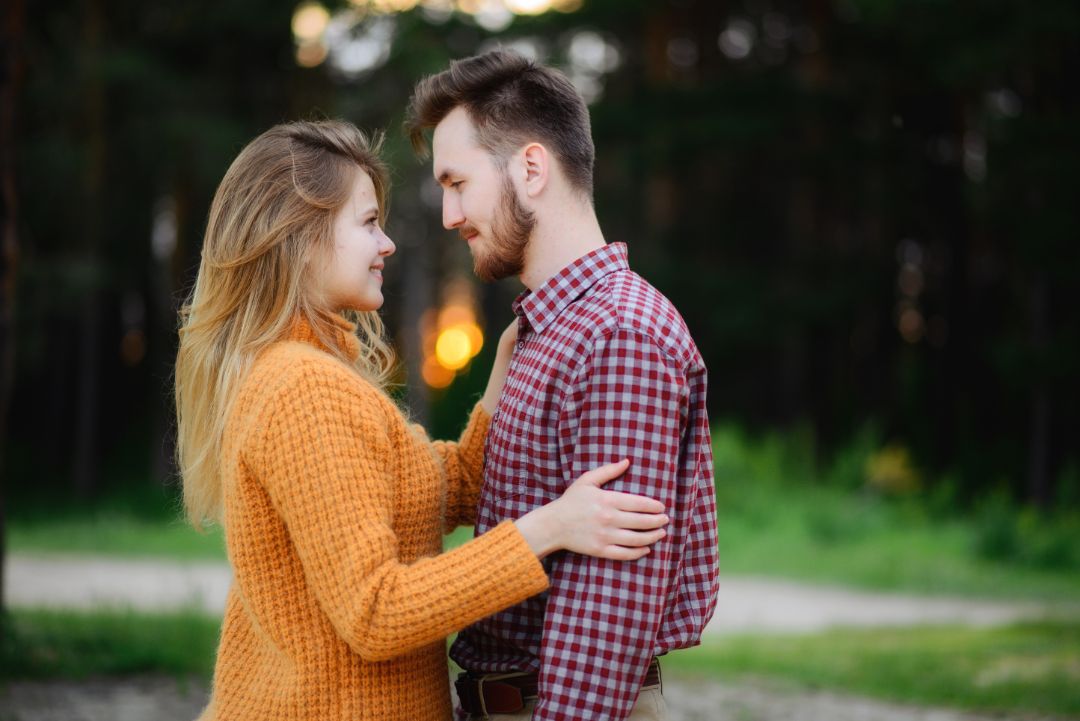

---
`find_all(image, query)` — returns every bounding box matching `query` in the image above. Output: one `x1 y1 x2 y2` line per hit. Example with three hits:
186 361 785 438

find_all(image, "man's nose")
442 192 464 230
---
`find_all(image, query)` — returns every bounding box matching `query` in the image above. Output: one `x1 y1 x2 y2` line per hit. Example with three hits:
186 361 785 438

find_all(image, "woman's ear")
521 142 549 198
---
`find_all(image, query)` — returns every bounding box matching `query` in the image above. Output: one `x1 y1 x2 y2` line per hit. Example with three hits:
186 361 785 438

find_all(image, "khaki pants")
467 685 667 720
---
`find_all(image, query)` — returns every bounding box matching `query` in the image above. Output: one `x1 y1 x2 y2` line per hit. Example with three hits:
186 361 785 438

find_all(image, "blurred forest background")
3 2 1080 716
2 0 1080 595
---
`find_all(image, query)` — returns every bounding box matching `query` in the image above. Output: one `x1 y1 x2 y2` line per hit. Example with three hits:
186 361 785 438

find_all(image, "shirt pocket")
489 397 560 502
523 403 562 488
485 396 535 500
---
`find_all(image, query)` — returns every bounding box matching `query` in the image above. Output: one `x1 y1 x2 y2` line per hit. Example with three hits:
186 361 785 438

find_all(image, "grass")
708 421 1080 601
4 608 1079 718
8 514 226 561
714 485 1080 600
665 621 1080 718
1 608 219 680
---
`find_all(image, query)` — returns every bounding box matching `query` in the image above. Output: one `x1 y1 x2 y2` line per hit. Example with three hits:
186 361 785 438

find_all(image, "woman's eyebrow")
355 203 379 219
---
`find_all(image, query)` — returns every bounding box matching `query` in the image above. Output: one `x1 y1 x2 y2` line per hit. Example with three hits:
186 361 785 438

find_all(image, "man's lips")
461 229 479 243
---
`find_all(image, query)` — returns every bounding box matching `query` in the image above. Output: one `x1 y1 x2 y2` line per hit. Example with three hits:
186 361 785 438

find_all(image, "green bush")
712 422 1080 598
973 493 1021 562
971 496 1079 572
822 423 881 489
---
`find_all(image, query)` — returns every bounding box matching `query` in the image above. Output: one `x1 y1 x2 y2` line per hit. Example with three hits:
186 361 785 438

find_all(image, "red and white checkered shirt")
451 243 719 721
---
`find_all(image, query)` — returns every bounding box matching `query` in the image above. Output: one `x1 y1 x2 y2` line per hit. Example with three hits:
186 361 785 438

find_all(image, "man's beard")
471 172 536 282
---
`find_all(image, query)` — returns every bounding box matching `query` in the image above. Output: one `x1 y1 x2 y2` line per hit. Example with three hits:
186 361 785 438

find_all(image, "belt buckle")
476 673 527 715
477 675 491 718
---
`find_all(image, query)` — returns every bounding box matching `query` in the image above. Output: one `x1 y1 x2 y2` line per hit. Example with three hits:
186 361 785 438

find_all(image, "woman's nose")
380 230 396 256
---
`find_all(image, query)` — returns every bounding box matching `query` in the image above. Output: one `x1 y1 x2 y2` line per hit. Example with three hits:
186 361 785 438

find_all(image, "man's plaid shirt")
451 243 719 721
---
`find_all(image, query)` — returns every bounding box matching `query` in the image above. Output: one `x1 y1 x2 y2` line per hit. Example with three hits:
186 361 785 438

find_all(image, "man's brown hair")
406 49 595 196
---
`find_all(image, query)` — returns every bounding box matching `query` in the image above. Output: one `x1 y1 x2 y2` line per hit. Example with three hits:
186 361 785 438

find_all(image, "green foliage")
973 495 1080 571
821 423 882 490
713 423 1080 598
667 622 1080 718
1058 462 1080 508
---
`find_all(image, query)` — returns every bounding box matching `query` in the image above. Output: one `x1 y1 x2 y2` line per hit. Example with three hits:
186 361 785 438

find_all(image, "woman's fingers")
594 526 667 559
597 545 652 561
606 527 667 548
613 510 669 530
575 459 631 487
604 490 665 514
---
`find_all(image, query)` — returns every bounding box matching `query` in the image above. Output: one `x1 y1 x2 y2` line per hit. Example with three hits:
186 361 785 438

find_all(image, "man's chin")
473 255 517 283
472 261 502 283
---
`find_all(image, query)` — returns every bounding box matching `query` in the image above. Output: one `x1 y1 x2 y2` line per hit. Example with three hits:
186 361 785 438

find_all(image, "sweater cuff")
475 520 549 599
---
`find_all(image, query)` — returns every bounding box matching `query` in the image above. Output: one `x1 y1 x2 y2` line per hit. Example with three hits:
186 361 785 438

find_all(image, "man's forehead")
433 106 473 143
432 108 481 170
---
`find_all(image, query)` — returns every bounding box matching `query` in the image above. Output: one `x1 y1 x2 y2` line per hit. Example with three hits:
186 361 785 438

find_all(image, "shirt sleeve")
247 361 547 662
533 328 687 721
429 402 490 531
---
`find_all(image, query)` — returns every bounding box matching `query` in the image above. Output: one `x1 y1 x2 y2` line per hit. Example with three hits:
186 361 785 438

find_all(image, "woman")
174 120 668 721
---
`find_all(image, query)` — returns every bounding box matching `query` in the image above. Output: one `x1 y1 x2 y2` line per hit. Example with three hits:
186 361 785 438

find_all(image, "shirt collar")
512 242 628 334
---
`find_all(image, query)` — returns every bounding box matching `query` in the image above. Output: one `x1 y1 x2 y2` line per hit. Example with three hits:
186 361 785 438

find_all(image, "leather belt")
456 658 662 716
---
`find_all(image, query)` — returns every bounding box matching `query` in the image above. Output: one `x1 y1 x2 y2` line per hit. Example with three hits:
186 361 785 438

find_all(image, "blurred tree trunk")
149 172 186 490
397 201 434 427
0 0 26 613
150 169 193 489
926 94 972 475
72 0 106 498
1027 273 1050 509
149 193 178 489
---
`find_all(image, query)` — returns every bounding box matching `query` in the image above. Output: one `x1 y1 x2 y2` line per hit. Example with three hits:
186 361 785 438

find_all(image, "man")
407 49 719 721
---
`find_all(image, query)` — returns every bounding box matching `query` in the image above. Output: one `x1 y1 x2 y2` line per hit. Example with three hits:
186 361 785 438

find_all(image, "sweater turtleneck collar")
288 313 362 362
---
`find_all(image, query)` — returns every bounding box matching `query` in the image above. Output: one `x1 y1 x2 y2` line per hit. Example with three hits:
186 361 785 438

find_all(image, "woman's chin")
348 296 384 313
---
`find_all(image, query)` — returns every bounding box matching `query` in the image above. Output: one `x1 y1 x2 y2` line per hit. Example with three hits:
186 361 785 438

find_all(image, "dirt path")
6 553 1077 634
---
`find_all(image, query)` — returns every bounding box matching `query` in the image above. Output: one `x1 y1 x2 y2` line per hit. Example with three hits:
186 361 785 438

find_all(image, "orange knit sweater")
198 316 549 721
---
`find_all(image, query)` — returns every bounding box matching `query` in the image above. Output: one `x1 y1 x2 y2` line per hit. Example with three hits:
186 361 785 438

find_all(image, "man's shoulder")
587 269 701 367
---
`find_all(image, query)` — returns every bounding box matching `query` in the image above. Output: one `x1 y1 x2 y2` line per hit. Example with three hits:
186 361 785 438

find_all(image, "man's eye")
451 181 464 189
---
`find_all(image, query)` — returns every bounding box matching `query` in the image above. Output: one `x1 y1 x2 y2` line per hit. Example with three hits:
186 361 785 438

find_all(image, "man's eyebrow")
436 168 458 184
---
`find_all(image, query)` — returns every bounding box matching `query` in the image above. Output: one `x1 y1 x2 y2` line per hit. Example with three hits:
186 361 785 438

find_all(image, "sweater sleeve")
247 359 548 662
430 402 490 531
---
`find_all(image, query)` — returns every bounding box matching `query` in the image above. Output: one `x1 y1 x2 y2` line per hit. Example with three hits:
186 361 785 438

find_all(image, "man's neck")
519 203 606 291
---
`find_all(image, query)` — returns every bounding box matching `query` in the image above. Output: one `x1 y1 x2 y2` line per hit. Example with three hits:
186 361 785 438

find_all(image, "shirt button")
517 340 526 349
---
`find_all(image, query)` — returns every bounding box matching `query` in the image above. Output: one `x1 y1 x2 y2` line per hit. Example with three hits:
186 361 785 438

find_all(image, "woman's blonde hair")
175 120 394 530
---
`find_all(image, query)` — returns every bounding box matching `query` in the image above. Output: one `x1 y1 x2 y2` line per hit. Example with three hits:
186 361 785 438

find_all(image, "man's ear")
521 143 549 198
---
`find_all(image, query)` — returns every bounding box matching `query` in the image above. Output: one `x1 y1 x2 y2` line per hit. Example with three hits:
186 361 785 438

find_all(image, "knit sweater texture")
198 315 549 721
